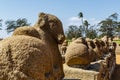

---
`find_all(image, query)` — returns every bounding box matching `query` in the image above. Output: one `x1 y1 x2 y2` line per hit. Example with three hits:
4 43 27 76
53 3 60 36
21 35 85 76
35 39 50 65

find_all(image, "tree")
65 25 82 39
109 13 118 21
78 12 84 37
99 14 120 38
0 19 2 30
83 20 90 37
86 25 98 39
5 18 30 33
78 12 84 24
98 13 119 38
78 12 90 37
115 22 120 35
109 13 120 36
99 18 115 38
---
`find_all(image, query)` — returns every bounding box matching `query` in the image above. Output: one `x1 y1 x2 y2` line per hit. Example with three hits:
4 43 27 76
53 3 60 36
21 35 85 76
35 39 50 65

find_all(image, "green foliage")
78 12 91 37
66 12 120 39
113 39 120 44
0 19 2 30
115 22 120 35
98 13 119 38
83 20 90 37
99 19 114 37
86 25 98 39
84 20 89 27
65 25 82 39
66 12 98 39
78 12 84 37
109 13 118 21
78 12 83 18
5 18 31 33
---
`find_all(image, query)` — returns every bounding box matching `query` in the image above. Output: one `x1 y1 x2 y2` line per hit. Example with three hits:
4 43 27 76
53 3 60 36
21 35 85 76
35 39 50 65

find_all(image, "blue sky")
0 0 120 38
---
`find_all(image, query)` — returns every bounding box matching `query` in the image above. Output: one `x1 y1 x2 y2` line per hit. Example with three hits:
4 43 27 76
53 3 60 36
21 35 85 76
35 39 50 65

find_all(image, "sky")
0 0 120 38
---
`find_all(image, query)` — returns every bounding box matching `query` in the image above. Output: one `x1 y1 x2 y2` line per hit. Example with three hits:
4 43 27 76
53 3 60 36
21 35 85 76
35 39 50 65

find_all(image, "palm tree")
78 12 83 22
78 12 84 37
5 18 30 33
78 12 84 27
84 20 90 37
78 12 90 37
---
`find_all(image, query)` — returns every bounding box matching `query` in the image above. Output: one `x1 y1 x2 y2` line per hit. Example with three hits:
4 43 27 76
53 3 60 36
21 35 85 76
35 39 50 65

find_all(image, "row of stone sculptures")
0 12 117 80
60 37 116 66
0 13 65 80
60 37 117 80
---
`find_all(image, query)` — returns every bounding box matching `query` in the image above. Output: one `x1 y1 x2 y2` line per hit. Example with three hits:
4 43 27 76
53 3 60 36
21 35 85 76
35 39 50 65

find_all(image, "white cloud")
67 16 100 27
63 16 101 32
69 17 81 22
67 16 82 26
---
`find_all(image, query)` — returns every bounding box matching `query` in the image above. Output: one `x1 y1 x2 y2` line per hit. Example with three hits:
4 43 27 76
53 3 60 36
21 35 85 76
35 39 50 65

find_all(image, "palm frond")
78 12 83 18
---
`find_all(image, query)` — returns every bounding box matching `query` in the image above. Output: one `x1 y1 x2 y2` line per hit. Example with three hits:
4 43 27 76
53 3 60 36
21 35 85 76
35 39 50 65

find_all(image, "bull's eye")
45 72 51 78
49 23 55 28
54 65 58 69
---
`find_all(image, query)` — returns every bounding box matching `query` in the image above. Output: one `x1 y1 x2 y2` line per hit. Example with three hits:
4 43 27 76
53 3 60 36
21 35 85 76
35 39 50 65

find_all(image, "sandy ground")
111 44 120 80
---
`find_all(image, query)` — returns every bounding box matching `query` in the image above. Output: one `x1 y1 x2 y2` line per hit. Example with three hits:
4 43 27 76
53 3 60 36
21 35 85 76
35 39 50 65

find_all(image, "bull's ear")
37 13 48 28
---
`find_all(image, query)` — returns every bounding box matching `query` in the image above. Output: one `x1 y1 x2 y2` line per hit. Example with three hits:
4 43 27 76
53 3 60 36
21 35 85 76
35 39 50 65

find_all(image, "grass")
113 39 120 44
